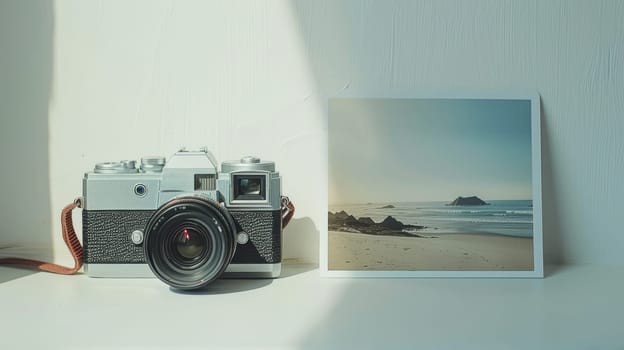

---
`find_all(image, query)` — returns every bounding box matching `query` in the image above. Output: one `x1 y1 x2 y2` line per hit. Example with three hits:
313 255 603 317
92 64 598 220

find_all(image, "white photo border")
321 90 543 278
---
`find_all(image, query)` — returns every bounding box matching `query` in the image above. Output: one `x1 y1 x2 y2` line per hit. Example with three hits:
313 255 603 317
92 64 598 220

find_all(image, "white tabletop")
1 264 622 349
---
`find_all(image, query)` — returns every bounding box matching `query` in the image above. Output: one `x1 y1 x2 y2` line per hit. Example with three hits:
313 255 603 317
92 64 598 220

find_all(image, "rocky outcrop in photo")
329 210 425 237
447 196 489 206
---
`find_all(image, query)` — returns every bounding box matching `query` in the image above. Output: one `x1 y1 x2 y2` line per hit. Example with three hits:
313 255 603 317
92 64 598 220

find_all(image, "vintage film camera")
81 148 291 289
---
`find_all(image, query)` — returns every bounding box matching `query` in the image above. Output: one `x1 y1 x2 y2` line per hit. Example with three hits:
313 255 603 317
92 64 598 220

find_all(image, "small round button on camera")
141 156 166 166
134 184 147 196
131 230 144 245
236 232 249 245
120 160 137 169
240 156 260 164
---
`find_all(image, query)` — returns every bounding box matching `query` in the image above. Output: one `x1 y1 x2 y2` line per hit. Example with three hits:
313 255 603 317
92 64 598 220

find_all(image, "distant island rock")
329 210 425 237
377 204 396 209
447 196 489 206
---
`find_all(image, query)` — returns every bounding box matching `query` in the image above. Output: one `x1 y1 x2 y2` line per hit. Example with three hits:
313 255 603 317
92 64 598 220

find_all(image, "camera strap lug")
280 196 295 228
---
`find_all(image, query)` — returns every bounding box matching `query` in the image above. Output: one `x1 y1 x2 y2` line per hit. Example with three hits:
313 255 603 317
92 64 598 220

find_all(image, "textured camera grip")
230 210 282 264
83 210 153 263
84 209 281 264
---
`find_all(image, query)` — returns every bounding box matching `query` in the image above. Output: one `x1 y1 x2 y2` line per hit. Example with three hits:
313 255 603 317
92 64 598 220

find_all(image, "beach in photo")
328 201 533 270
328 98 535 271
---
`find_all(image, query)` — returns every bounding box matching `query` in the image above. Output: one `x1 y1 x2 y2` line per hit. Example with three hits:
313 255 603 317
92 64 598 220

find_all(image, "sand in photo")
328 231 533 271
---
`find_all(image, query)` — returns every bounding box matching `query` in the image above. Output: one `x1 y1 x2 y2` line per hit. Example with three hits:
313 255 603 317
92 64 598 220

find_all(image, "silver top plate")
221 157 275 173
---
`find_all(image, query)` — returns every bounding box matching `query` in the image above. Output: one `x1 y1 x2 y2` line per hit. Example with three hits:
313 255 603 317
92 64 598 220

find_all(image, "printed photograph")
328 98 536 271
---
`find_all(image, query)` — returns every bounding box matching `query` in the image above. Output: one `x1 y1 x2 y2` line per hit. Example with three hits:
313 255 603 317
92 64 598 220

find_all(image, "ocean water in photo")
329 200 533 238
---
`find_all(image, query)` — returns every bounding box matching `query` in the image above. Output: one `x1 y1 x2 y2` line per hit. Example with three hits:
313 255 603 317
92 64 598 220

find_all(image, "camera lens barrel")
144 196 237 290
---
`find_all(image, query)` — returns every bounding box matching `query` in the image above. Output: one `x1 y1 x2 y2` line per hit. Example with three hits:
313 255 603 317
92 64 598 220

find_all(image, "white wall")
1 0 623 266
0 1 54 261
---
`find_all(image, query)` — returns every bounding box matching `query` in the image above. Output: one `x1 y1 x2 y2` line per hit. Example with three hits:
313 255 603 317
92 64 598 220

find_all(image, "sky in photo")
329 98 533 204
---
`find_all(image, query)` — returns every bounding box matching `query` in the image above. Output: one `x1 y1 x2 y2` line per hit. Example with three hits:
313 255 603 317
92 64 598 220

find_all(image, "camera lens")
174 228 206 261
144 196 237 290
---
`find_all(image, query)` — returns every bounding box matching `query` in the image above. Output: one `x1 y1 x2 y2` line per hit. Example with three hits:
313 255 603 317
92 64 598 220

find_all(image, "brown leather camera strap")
0 199 83 275
281 196 295 228
1 197 296 275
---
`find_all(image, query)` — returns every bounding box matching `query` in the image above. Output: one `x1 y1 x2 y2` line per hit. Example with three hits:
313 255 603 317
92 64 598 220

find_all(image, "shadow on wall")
0 1 54 283
287 1 564 265
283 217 320 267
286 1 571 348
540 103 565 266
